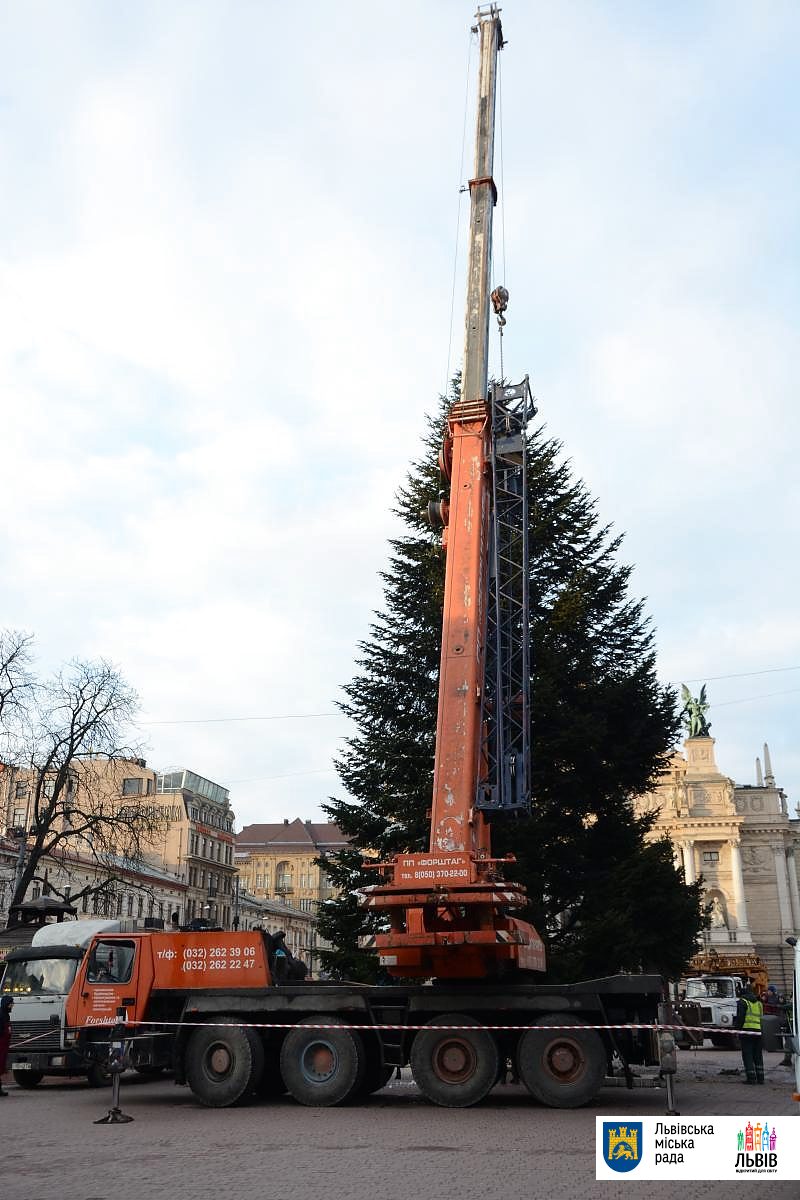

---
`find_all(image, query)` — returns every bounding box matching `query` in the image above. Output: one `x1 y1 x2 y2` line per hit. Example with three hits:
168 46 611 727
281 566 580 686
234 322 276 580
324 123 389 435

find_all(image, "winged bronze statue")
680 683 711 737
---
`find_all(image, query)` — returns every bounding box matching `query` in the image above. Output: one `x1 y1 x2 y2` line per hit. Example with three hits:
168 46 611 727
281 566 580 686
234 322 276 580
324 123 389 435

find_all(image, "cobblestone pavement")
1 1048 796 1200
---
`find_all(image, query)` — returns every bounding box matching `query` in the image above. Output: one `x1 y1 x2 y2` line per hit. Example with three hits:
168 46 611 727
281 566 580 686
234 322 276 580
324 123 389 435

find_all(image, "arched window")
276 861 293 892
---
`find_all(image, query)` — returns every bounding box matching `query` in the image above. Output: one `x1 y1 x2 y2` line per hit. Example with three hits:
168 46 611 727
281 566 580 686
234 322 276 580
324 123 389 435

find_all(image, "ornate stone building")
235 818 346 913
636 735 800 990
235 819 347 973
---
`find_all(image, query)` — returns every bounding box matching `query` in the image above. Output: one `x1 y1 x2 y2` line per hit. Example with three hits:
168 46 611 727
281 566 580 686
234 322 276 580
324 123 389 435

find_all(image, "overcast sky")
2 1 798 830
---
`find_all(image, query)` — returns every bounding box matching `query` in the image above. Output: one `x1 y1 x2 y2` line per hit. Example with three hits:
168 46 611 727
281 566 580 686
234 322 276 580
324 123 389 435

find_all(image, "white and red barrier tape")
84 1018 762 1037
10 1019 765 1051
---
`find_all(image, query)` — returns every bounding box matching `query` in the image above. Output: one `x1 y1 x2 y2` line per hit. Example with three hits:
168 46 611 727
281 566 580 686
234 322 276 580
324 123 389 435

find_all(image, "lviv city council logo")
603 1123 643 1173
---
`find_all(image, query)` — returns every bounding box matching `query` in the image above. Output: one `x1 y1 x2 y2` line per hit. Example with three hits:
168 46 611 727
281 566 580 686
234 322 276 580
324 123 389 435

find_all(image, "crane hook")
491 285 509 328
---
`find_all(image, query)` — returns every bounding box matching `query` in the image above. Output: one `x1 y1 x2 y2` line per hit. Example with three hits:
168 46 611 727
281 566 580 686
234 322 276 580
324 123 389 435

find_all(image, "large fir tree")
318 388 704 982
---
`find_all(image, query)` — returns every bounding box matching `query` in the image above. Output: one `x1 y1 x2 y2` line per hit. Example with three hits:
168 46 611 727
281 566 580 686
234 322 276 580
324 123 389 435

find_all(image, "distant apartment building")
149 768 237 927
235 818 346 912
235 818 347 973
2 759 237 928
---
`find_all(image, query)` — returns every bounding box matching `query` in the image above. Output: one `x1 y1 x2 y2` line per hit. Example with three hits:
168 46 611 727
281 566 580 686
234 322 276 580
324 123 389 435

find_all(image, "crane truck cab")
683 974 742 1046
67 928 274 1079
69 929 271 1020
0 918 123 1087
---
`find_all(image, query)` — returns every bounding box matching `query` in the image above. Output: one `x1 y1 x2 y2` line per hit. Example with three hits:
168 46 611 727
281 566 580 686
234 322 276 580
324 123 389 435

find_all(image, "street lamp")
232 876 240 931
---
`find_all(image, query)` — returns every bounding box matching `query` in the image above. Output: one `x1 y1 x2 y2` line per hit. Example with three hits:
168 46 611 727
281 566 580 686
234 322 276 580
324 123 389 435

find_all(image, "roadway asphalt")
1 1047 797 1200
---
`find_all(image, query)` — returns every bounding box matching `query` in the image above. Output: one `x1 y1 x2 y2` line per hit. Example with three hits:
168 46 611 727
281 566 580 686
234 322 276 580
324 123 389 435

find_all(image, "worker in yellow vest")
734 982 764 1084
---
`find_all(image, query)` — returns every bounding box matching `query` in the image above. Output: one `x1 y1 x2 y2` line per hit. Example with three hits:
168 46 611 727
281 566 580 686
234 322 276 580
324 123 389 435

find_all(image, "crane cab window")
86 940 135 984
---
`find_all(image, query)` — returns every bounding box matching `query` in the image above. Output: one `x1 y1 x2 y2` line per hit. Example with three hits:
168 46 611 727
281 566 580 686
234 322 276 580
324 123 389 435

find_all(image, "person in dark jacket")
270 930 292 982
0 995 13 1096
734 983 764 1084
269 931 309 983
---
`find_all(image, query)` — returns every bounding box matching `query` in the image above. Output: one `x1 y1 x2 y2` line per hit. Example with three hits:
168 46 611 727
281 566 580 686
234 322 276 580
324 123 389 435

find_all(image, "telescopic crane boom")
364 6 545 980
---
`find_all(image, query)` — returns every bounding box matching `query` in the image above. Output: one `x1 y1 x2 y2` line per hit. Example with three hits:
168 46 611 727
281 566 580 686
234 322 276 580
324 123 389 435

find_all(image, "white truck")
683 974 743 1047
0 918 121 1087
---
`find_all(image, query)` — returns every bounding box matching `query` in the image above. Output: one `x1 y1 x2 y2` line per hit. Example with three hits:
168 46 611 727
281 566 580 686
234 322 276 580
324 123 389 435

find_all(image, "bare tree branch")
2 634 169 910
0 629 34 763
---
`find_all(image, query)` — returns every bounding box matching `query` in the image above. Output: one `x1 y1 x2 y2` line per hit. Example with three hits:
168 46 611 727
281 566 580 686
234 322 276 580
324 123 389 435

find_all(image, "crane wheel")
280 1017 366 1107
185 1023 264 1108
410 1014 499 1108
516 1014 606 1108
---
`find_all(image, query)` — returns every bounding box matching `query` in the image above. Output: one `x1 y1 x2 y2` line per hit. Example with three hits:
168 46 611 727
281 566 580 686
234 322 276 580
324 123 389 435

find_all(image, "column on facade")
728 839 749 932
786 850 800 932
773 844 794 931
681 840 696 885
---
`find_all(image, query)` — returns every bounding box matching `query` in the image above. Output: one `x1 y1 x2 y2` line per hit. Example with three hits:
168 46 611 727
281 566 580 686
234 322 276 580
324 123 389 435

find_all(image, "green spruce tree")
318 388 704 981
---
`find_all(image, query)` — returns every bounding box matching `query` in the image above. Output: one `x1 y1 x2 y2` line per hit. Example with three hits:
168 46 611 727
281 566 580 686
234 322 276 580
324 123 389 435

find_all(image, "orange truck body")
66 931 271 1030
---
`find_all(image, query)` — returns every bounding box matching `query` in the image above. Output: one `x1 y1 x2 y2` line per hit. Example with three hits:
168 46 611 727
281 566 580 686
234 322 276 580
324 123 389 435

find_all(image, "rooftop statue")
680 684 712 738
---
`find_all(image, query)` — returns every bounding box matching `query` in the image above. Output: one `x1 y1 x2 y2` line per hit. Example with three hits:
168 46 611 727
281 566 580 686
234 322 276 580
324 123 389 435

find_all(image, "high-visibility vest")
743 999 763 1031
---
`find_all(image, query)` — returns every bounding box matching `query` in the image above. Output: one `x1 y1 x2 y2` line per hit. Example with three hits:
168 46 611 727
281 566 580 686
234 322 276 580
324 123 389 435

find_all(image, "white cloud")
2 1 799 824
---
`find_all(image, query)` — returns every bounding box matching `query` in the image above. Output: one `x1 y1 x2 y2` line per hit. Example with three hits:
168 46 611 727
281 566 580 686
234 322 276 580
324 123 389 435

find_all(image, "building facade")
2 759 237 929
149 768 237 927
235 819 346 912
0 833 20 927
233 884 322 972
235 819 347 972
636 735 800 990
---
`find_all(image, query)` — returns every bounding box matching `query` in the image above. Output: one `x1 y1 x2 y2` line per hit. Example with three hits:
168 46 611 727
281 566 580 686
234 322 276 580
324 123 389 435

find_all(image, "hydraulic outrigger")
364 6 545 980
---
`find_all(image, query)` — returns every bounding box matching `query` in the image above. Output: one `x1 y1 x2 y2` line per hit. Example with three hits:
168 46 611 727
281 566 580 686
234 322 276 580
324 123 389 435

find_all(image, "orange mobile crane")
60 7 669 1113
363 6 544 982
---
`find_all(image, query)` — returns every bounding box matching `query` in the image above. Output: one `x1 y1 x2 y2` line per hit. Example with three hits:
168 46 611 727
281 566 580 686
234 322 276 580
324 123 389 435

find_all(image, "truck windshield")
1 957 80 996
686 978 735 1000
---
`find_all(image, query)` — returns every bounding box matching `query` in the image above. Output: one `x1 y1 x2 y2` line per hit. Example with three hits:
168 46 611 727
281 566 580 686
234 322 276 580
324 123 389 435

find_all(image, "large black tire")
86 1061 113 1088
280 1017 365 1107
516 1014 606 1108
12 1069 44 1089
410 1014 499 1108
185 1024 264 1108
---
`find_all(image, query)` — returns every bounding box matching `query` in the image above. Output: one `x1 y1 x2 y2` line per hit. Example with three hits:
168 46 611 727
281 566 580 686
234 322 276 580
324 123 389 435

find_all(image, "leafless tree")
0 629 34 763
1 633 168 911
